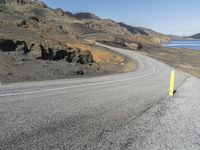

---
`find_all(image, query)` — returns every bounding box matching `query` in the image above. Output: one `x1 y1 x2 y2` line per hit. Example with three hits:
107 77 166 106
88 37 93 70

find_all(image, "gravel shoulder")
98 76 200 150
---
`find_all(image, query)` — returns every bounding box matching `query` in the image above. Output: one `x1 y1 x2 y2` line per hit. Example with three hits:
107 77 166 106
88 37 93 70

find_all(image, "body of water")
163 40 200 51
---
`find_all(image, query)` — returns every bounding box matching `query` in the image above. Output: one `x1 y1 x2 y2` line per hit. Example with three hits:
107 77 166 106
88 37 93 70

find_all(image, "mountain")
0 0 172 83
0 0 171 58
0 0 47 6
189 33 200 39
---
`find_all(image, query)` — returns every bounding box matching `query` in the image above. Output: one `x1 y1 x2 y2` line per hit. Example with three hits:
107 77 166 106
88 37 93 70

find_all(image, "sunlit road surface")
0 44 186 150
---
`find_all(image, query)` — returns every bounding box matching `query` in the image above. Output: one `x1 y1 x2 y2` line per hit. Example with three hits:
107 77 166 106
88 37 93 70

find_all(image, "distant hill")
168 35 186 40
118 22 148 35
189 33 200 39
0 0 170 50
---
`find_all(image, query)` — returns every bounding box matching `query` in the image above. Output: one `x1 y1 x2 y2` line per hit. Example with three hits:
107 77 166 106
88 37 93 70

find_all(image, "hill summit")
189 33 200 39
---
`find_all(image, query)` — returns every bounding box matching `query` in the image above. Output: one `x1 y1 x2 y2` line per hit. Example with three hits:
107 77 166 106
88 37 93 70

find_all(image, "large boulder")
0 39 17 51
40 46 54 60
66 51 75 63
16 41 30 53
27 43 42 59
83 50 93 63
54 50 68 60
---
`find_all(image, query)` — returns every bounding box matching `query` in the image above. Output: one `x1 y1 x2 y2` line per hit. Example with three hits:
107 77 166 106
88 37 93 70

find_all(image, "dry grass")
143 47 200 78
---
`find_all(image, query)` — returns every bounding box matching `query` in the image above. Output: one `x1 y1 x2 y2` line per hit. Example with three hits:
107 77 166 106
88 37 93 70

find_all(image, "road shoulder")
98 76 200 150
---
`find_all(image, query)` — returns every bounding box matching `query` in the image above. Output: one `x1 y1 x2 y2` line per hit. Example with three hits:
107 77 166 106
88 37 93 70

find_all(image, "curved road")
0 44 186 150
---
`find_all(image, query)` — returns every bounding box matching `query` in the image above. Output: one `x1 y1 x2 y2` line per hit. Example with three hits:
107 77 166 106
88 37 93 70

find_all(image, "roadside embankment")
142 46 200 78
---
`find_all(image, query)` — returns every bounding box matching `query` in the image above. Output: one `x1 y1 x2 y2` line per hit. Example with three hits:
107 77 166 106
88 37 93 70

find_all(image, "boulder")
40 45 53 60
66 51 75 63
76 70 84 75
16 20 26 27
72 54 81 64
27 43 47 59
15 41 29 54
15 44 25 54
0 39 17 51
83 50 93 63
54 50 68 60
27 43 41 59
54 8 64 16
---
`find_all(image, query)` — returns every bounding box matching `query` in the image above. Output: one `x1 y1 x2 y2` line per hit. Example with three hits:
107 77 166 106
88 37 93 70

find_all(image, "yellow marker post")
169 70 175 96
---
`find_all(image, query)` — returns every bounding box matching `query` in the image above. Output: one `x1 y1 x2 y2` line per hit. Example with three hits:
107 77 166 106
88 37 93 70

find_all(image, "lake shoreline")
163 40 200 51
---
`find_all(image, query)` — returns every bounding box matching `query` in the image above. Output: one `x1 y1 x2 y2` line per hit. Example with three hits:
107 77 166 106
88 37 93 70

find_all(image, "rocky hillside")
0 0 170 83
0 0 137 83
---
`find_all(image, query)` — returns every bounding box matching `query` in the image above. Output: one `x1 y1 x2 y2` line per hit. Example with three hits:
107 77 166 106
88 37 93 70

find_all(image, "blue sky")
42 0 200 36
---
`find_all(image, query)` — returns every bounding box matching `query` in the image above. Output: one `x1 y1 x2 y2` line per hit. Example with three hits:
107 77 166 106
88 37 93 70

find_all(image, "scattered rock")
76 70 84 75
28 16 39 22
16 20 26 27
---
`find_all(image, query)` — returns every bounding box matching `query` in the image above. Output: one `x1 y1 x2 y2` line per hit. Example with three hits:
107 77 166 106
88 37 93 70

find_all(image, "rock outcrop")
54 8 64 16
0 0 47 7
0 38 94 64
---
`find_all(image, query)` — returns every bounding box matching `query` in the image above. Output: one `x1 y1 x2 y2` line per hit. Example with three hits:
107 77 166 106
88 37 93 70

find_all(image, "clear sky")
42 0 200 36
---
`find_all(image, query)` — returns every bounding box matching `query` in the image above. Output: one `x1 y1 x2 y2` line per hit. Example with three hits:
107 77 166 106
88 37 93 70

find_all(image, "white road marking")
0 64 156 97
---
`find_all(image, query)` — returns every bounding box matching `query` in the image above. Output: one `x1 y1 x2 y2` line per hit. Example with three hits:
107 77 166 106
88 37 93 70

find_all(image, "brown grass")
143 47 200 78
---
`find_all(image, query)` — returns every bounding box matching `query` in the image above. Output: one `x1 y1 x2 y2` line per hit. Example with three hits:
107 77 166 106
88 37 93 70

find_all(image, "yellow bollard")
169 70 175 96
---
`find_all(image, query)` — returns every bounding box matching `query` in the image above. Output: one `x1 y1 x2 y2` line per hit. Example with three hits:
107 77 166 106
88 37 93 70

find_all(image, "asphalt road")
0 44 186 150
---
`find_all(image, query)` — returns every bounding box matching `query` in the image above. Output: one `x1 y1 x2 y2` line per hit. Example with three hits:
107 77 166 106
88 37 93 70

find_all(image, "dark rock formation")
54 50 68 60
0 39 17 51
